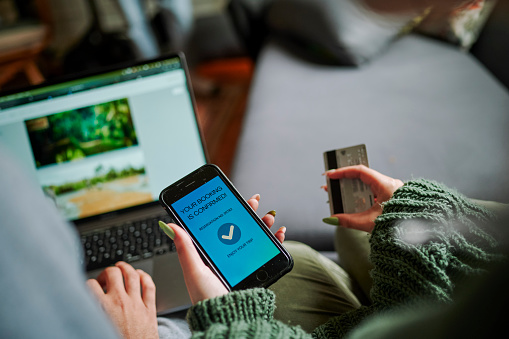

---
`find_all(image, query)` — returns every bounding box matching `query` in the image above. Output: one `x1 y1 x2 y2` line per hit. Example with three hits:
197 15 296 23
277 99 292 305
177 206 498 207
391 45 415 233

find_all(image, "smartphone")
323 144 374 214
159 164 293 291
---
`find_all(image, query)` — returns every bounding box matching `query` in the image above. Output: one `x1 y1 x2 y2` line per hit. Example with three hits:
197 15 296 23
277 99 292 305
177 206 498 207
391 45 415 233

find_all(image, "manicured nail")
253 194 261 201
266 210 276 217
278 226 286 233
322 217 339 226
158 220 175 240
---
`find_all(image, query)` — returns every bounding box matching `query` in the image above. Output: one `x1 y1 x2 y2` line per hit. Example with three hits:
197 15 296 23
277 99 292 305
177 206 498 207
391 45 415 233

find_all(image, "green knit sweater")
187 179 503 338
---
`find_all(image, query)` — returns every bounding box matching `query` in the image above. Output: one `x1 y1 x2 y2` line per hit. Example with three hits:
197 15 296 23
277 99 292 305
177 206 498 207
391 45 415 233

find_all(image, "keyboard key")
82 213 171 271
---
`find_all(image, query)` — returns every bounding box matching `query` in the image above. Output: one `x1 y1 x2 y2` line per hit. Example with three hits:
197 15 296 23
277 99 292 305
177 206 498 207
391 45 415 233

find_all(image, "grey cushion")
267 0 418 65
231 34 509 251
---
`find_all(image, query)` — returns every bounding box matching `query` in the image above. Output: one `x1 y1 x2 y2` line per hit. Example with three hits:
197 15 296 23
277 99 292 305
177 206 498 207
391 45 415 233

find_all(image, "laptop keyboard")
81 214 176 271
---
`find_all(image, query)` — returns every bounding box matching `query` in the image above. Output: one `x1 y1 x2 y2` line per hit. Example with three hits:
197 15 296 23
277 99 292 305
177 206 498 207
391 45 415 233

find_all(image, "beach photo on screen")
25 98 153 219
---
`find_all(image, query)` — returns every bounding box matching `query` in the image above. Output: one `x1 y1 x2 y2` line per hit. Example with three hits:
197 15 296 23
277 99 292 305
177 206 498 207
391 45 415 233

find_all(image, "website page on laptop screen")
0 57 206 221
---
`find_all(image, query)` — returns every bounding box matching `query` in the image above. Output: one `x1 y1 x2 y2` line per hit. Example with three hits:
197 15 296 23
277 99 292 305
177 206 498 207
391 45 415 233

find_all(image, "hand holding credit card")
323 145 404 232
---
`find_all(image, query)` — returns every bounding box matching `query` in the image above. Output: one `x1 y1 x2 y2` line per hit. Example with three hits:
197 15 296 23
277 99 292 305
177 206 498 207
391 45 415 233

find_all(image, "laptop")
0 54 207 314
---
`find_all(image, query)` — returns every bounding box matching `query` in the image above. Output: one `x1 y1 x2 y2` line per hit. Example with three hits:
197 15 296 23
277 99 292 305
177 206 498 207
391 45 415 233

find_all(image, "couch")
227 0 509 255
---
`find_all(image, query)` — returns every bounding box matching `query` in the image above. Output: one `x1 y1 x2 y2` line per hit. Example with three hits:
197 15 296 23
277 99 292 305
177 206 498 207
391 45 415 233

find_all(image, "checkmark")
222 225 234 240
218 223 241 245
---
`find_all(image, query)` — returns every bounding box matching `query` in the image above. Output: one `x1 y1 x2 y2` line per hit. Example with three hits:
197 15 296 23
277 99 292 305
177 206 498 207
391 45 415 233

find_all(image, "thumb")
165 223 228 304
167 223 209 276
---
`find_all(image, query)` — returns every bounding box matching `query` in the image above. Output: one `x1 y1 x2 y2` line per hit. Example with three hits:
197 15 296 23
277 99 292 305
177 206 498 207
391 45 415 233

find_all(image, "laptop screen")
0 55 207 221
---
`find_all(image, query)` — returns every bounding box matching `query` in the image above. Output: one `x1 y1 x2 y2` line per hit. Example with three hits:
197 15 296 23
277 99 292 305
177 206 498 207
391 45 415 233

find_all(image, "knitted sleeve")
188 288 312 338
313 179 503 338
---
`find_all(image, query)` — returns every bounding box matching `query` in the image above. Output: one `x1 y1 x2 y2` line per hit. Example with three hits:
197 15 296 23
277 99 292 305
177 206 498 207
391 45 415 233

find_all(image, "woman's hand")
164 194 285 305
323 165 403 233
247 194 286 243
87 262 159 339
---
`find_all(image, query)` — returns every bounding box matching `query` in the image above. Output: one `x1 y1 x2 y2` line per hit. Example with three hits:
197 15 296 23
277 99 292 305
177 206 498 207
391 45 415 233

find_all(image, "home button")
256 270 268 282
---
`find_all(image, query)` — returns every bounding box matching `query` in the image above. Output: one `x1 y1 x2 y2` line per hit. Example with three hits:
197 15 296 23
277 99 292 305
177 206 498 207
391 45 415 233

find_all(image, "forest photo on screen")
25 98 153 219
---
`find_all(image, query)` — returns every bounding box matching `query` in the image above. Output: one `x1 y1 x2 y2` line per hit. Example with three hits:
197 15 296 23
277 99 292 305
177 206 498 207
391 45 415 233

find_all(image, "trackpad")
85 255 190 314
131 260 154 275
153 253 191 314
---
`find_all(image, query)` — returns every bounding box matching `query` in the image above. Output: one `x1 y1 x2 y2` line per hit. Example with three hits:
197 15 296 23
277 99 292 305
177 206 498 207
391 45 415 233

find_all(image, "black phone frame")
159 164 293 291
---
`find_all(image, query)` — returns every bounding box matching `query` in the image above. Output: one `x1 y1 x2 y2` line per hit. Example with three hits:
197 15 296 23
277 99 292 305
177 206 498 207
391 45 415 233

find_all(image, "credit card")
323 144 374 214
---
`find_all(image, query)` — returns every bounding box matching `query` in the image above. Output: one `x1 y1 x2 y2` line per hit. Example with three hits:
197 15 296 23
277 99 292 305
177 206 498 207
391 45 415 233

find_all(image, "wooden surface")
192 57 253 176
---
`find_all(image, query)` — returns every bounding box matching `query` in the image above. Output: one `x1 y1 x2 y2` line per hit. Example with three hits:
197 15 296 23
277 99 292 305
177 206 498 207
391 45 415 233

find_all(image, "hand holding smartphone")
159 164 293 292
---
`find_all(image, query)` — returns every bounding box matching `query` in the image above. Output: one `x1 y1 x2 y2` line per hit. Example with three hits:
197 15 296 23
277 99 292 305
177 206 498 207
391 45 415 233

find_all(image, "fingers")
325 165 382 185
96 265 124 293
89 266 159 339
261 213 275 228
260 210 283 243
332 205 382 233
138 269 156 311
325 165 404 203
274 226 286 244
247 194 260 211
93 262 150 303
115 261 140 296
247 194 276 229
87 278 105 298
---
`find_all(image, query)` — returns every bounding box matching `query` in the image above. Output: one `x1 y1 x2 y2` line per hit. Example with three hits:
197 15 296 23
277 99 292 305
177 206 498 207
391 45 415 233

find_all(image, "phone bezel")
159 164 293 290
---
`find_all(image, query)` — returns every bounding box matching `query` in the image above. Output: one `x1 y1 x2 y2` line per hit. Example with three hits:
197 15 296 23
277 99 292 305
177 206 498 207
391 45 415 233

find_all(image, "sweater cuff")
187 288 275 332
375 179 498 243
383 179 495 222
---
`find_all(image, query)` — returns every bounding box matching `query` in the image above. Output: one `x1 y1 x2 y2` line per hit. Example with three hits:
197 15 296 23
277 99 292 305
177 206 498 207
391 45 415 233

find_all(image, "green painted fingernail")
159 220 175 240
267 210 276 217
322 217 339 226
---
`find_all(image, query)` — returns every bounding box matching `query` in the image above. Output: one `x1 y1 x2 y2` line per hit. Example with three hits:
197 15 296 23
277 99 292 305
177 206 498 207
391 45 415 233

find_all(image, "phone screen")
170 175 281 287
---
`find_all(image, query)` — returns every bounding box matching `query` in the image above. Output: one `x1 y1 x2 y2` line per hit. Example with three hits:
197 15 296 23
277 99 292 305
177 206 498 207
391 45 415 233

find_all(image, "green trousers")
269 227 373 333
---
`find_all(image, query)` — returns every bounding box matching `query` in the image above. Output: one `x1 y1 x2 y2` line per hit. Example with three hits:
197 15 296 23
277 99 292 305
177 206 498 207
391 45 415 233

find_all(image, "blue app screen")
171 176 280 286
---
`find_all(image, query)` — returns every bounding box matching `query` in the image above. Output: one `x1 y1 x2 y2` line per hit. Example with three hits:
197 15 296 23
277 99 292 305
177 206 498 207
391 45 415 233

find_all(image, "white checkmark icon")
222 225 234 240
